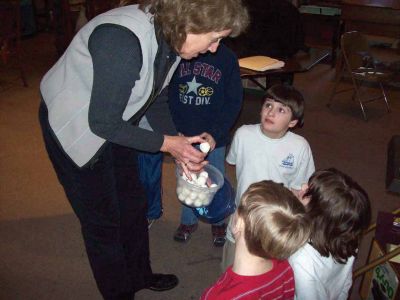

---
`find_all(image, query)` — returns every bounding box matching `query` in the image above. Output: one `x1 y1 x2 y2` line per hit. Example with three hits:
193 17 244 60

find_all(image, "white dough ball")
185 198 194 206
210 183 217 188
200 142 211 153
196 176 207 186
189 191 198 200
181 187 190 196
194 199 203 207
176 186 183 194
178 193 186 201
187 179 197 186
203 198 212 206
199 171 208 178
198 193 207 201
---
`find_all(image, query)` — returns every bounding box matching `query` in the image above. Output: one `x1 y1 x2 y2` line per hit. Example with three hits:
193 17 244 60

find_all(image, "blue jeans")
180 146 226 226
138 152 163 220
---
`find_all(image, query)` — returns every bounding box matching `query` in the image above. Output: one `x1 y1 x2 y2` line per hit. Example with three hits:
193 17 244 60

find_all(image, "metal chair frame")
328 31 391 121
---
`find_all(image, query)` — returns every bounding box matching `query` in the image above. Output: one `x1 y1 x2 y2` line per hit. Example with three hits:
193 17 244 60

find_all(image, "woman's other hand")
161 135 207 174
199 132 216 151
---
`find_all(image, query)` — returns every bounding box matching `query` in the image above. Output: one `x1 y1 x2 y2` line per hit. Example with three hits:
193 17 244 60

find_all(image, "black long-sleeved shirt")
88 24 178 153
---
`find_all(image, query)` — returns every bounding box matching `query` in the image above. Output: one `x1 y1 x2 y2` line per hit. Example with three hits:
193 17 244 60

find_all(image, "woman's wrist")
160 135 170 153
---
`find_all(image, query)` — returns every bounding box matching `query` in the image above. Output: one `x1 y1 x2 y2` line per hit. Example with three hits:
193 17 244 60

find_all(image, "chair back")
0 0 27 87
86 0 120 20
341 31 370 71
0 0 21 45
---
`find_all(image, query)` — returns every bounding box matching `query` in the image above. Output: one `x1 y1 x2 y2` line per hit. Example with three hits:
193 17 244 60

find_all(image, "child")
222 84 315 270
201 180 310 300
171 43 243 246
289 168 371 300
138 43 243 244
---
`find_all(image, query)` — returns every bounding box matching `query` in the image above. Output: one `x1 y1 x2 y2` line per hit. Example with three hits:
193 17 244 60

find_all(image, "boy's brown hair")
263 84 305 128
139 0 249 51
304 168 371 263
237 180 310 260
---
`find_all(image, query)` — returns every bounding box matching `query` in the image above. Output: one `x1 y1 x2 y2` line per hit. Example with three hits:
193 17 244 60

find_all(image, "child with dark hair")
289 168 372 300
201 180 310 300
222 83 315 270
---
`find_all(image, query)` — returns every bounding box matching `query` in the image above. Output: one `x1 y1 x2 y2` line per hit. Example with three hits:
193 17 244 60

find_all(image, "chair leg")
16 48 28 87
380 83 390 113
352 79 368 121
327 68 343 107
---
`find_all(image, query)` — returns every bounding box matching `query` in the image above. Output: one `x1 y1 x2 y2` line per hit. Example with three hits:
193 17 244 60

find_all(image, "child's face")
260 99 298 139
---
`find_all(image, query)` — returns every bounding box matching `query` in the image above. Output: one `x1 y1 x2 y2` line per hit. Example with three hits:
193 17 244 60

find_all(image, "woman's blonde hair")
136 0 249 51
238 181 310 260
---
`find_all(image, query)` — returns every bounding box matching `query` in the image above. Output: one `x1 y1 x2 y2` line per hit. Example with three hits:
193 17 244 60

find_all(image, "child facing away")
201 180 310 300
289 168 371 300
222 84 315 270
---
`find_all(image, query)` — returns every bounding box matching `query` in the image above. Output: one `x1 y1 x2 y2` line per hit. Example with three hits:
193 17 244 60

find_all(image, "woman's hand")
199 132 216 151
161 135 207 174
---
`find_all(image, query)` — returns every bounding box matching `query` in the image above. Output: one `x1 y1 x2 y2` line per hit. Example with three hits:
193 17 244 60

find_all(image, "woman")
38 0 249 299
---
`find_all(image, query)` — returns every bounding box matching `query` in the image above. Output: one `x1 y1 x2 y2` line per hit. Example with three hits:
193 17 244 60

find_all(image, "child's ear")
299 183 311 206
231 214 245 236
288 119 298 128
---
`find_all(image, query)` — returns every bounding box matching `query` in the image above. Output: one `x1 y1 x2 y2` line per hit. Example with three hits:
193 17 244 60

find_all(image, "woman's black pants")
39 102 152 300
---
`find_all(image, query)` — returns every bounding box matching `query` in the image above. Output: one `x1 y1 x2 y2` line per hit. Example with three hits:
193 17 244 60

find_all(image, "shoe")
147 273 179 291
173 223 198 243
211 224 227 247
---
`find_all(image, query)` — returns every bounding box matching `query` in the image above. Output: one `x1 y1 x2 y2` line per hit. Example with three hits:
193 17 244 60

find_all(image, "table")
240 48 330 90
300 4 342 66
341 0 400 39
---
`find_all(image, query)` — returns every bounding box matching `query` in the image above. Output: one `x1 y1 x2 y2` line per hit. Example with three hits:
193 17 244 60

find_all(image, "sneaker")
173 223 198 243
211 224 227 247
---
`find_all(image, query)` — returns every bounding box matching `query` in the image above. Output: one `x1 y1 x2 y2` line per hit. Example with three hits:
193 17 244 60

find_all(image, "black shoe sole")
147 274 179 291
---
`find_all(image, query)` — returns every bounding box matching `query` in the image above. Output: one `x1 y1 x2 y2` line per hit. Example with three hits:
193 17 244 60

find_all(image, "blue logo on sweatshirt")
280 154 294 169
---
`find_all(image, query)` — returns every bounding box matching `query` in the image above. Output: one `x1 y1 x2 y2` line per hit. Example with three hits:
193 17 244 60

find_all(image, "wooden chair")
353 208 400 299
0 0 28 87
52 0 86 56
85 0 120 20
327 31 393 121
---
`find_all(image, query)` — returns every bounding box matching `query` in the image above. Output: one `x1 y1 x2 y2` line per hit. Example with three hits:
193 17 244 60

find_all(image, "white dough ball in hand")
200 142 211 153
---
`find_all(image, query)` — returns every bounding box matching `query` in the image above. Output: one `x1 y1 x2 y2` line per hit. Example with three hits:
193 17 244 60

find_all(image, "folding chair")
327 31 393 121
